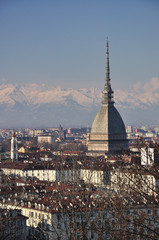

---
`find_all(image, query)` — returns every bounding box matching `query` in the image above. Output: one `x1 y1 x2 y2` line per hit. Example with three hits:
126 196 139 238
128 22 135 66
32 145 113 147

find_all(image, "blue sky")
0 0 159 91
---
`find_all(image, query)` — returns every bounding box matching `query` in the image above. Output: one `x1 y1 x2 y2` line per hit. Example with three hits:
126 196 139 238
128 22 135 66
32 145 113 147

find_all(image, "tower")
11 132 18 161
87 40 128 156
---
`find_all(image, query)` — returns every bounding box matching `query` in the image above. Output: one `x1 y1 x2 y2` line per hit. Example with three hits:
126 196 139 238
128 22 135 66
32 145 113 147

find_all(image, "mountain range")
0 77 159 128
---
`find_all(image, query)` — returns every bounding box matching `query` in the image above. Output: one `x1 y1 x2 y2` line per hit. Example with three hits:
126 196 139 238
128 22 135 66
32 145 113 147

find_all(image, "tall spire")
106 39 110 84
102 39 114 105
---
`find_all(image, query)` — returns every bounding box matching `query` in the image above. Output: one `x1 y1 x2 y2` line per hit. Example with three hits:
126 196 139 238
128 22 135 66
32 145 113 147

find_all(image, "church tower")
11 132 18 161
87 40 128 156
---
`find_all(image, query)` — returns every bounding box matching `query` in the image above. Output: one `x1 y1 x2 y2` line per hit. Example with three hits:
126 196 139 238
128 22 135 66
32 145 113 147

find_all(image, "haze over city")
0 0 159 127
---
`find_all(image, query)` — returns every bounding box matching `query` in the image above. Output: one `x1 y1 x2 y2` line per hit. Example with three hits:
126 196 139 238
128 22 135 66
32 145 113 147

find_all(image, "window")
57 214 61 222
57 223 61 229
91 231 95 238
147 209 151 215
154 217 158 223
127 210 130 215
112 220 115 226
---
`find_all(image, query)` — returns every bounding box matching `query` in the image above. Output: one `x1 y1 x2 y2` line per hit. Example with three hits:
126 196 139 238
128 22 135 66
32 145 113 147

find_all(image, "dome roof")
91 104 126 136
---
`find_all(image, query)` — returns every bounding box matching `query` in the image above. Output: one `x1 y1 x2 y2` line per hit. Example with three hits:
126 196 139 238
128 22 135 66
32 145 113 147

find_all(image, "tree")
1 141 159 239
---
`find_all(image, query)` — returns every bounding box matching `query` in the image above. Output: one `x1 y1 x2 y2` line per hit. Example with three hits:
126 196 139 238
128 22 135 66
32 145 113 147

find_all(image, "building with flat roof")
38 135 56 145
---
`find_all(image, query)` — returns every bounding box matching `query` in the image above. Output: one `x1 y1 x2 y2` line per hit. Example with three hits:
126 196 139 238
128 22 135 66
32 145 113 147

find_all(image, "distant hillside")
0 78 159 127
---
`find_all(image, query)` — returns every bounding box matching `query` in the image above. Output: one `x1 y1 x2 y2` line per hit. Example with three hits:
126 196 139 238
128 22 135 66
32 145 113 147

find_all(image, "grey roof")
91 103 126 136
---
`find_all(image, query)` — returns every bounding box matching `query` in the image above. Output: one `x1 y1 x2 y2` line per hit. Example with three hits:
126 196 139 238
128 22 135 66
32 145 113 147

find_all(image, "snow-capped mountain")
0 83 102 127
0 83 101 109
0 77 159 127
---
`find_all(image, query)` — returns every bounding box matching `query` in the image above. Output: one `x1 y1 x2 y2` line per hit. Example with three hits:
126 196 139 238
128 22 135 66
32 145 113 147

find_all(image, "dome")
91 104 126 137
88 103 128 154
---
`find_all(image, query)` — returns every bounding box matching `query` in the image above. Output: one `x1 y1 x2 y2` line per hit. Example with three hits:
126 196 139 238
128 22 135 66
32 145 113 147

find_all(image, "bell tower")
11 132 18 161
